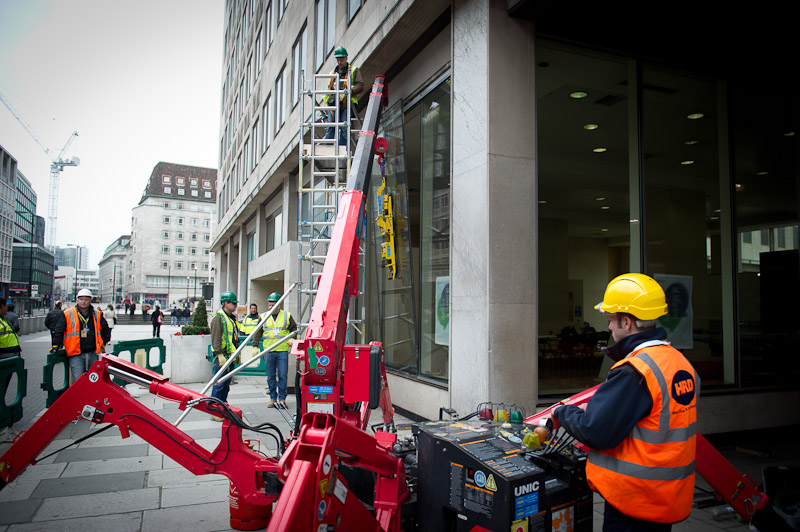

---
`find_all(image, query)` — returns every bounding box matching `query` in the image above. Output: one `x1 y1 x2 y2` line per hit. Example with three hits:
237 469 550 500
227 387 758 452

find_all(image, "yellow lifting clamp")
376 175 396 279
374 140 396 280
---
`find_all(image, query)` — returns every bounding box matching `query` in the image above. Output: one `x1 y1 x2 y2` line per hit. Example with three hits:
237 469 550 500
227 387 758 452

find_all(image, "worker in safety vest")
0 298 22 393
209 291 241 421
51 288 112 384
239 303 261 334
252 292 297 408
554 273 698 531
322 46 364 146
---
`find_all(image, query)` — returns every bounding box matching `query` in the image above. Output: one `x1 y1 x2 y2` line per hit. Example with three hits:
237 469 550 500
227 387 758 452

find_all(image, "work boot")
267 400 275 408
210 415 224 422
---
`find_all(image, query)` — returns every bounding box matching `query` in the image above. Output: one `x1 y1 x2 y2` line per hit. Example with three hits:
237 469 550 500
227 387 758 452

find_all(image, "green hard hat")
334 46 348 58
220 291 238 304
268 292 281 303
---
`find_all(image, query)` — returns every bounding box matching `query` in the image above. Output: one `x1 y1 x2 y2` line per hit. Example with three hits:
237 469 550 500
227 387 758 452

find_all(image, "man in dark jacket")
6 302 19 334
45 300 64 343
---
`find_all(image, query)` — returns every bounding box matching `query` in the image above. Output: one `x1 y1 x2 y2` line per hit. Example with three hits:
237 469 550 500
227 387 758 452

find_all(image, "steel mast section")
0 89 79 249
46 132 79 249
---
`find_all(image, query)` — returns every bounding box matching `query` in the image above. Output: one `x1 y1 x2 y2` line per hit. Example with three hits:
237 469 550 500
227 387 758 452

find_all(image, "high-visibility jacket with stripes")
323 65 359 106
0 315 21 357
261 310 292 352
586 341 698 523
214 310 239 365
240 314 261 334
63 307 103 357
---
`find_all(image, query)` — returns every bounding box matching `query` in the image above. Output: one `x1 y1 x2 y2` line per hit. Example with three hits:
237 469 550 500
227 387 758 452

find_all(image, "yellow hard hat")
595 273 668 320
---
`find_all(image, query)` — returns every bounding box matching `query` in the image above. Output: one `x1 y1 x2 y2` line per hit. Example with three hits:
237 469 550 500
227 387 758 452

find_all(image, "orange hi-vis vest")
63 307 103 357
586 341 698 523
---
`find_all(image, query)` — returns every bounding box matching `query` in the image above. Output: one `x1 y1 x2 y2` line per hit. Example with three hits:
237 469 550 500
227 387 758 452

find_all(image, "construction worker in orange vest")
51 288 112 384
554 273 698 531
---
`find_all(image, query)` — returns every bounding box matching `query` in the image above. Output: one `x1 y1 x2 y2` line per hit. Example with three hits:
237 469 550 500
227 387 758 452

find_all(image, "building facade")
11 171 55 312
99 235 130 305
54 245 89 270
212 0 799 432
126 162 217 308
0 145 18 296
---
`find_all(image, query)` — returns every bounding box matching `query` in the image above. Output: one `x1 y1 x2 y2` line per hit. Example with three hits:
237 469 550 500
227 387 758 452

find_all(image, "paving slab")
0 499 42 526
31 471 145 499
141 501 234 532
147 467 227 488
160 479 229 507
32 487 160 521
6 512 141 532
54 443 149 463
0 480 39 503
12 463 66 482
60 455 162 477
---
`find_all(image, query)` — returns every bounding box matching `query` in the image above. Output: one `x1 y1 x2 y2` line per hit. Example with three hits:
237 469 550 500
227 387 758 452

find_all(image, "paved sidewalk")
1 324 798 530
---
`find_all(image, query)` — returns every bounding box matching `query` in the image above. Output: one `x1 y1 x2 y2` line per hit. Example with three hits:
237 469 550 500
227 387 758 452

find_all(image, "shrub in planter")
181 299 210 335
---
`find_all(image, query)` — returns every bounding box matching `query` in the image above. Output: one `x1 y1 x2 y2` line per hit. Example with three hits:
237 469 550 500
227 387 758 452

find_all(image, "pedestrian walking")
151 305 163 337
45 300 64 344
103 304 116 339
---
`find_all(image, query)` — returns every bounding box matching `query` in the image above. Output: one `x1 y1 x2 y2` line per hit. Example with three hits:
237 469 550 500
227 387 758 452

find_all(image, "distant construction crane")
0 89 79 249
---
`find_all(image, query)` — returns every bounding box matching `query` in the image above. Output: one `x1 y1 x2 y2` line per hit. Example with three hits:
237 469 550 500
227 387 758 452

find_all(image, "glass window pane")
419 81 451 380
368 100 418 373
536 43 630 396
732 71 799 387
643 68 729 385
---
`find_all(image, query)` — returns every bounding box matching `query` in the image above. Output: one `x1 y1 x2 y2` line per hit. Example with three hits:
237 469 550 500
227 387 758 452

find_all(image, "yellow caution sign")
485 473 497 492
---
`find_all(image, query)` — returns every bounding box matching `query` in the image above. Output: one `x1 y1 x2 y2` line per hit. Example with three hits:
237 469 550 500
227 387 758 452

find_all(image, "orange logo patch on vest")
671 370 695 405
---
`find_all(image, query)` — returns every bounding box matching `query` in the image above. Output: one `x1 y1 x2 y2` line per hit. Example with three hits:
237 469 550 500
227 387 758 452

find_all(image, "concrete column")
237 224 247 303
451 0 537 415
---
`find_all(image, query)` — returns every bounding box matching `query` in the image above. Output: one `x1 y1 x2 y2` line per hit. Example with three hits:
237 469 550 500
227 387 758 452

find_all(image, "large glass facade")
367 77 451 381
536 38 800 397
536 44 630 395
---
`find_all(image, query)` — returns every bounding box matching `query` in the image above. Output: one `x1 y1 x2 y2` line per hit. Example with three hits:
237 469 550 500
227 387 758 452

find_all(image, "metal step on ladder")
296 71 366 344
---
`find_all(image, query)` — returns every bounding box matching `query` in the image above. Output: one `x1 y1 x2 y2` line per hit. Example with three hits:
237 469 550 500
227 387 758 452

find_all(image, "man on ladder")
323 47 364 146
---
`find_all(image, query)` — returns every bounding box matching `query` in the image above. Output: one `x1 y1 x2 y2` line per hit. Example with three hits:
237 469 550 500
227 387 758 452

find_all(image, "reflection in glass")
536 43 629 395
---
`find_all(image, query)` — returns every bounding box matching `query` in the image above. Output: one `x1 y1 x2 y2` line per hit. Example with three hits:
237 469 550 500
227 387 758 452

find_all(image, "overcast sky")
0 0 223 269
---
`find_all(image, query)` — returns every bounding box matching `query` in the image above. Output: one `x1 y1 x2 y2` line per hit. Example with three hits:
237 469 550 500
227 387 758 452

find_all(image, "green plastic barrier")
206 336 267 376
110 338 166 387
1 356 27 428
41 350 68 408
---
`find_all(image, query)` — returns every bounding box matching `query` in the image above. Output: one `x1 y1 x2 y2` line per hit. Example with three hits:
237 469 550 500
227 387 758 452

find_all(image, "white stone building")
98 235 129 305
126 162 217 308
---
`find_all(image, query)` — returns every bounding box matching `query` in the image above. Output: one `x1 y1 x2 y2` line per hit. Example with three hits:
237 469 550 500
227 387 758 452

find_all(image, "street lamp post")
167 263 171 305
186 276 190 302
193 265 198 300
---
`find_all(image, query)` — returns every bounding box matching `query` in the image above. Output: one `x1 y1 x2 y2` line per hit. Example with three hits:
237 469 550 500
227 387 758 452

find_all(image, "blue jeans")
266 350 288 401
210 358 230 404
69 353 98 384
324 110 348 146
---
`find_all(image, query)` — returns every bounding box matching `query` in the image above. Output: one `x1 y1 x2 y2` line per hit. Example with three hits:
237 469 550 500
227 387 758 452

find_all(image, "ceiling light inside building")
584 123 599 130
593 147 607 153
684 140 699 145
601 228 608 232
600 206 610 210
570 91 588 99
756 171 769 176
784 131 796 137
595 197 605 201
735 183 745 192
687 113 704 120
681 160 695 165
538 200 547 204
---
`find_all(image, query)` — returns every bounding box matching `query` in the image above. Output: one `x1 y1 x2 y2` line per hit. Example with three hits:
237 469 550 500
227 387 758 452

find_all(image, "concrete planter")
169 334 211 384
